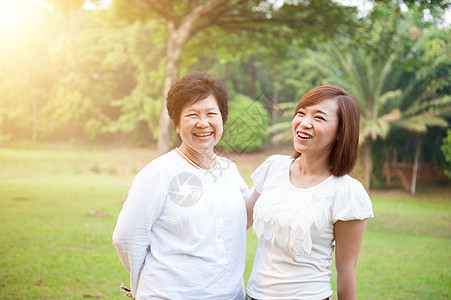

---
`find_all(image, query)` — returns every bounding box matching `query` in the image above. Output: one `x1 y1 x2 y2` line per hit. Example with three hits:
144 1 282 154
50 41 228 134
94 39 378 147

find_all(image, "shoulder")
266 154 291 163
259 154 292 168
252 154 291 176
251 155 291 191
330 175 373 222
215 155 241 178
134 151 177 181
332 175 368 195
216 155 237 169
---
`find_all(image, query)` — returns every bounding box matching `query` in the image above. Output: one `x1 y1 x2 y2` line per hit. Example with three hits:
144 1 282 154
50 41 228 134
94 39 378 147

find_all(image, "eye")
296 111 305 116
315 115 326 121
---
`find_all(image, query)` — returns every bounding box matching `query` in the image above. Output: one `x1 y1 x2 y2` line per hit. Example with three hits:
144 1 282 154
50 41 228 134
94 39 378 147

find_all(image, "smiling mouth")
194 132 213 137
297 131 313 139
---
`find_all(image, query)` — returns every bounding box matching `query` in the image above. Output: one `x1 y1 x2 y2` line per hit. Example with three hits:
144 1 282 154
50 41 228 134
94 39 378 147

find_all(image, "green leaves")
218 94 269 153
440 129 451 178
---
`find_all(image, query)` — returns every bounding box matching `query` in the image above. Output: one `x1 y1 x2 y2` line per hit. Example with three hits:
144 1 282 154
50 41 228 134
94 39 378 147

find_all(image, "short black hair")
166 71 229 127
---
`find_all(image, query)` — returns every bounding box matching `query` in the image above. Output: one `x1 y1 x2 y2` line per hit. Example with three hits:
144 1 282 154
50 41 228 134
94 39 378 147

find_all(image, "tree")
0 0 58 143
101 19 167 144
441 129 451 178
269 3 450 190
111 0 358 154
218 94 269 153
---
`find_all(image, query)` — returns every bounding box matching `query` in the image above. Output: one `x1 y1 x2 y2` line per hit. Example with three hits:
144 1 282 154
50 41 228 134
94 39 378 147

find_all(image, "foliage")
0 0 359 149
0 3 172 145
0 1 58 141
0 0 449 189
422 126 451 172
441 129 451 178
218 94 269 153
101 20 166 142
109 0 361 153
368 140 387 189
267 101 296 143
292 3 450 188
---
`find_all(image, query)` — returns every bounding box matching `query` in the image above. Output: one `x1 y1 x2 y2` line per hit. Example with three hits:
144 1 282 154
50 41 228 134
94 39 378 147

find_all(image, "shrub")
218 94 268 153
440 129 451 178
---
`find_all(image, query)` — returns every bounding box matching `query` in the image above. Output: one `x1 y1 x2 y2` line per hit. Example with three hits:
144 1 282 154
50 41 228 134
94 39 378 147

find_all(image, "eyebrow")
186 107 219 112
315 109 328 115
299 108 329 115
184 109 219 115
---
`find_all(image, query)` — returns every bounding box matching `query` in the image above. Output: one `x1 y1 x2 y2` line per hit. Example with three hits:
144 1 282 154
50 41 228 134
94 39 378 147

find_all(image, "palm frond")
271 131 292 143
403 95 451 117
393 119 428 133
374 52 397 99
375 90 402 116
332 47 366 103
268 121 292 134
379 108 402 123
274 101 297 111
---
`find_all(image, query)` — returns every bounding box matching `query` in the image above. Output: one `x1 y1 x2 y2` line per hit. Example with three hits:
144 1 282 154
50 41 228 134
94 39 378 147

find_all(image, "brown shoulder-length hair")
292 85 360 176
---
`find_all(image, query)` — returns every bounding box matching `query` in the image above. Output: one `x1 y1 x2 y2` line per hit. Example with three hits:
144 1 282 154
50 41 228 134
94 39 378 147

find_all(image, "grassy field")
0 145 450 299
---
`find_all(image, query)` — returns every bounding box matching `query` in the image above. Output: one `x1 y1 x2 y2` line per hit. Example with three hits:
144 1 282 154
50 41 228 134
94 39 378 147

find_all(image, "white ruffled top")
246 155 374 300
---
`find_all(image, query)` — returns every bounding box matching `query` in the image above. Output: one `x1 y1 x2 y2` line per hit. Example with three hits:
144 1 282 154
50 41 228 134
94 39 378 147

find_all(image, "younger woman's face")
292 98 339 157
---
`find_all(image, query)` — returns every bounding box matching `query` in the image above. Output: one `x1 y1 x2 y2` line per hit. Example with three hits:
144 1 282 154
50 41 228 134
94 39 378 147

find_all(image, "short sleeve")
331 176 374 223
250 155 277 194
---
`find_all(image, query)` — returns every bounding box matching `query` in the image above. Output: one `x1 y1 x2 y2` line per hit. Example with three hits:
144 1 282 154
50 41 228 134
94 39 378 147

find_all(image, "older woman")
246 85 374 300
113 72 250 299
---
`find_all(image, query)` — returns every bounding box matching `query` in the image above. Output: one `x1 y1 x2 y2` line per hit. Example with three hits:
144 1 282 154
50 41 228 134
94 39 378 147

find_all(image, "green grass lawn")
0 146 450 299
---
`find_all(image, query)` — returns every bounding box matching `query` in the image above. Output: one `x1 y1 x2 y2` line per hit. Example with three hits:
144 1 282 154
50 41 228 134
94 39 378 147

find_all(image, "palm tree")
269 10 450 190
391 96 450 194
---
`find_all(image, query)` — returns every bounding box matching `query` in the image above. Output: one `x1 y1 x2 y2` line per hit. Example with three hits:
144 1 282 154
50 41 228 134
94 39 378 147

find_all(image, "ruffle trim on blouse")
252 188 332 256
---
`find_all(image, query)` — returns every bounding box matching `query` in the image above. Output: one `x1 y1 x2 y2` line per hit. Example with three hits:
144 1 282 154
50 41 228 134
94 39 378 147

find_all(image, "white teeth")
194 133 213 137
297 132 312 139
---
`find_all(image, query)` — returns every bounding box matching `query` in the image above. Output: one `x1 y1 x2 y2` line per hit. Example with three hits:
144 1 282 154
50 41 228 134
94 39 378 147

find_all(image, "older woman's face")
177 94 223 155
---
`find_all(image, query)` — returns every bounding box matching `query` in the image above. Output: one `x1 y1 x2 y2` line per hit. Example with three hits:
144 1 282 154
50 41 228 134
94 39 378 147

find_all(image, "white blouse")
246 155 374 300
113 150 250 300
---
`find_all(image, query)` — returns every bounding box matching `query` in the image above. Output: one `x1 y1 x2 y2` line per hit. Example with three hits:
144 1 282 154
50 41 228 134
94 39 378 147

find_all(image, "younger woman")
246 85 374 300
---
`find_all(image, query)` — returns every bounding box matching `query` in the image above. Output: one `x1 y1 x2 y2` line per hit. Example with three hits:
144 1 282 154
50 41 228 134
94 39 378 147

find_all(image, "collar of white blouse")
175 147 217 171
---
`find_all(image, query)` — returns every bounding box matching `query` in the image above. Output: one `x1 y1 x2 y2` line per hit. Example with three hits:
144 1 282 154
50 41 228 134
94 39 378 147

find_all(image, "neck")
297 154 330 175
178 144 216 170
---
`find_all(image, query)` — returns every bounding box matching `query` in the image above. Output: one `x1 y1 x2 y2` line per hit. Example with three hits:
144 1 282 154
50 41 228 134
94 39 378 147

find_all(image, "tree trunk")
271 87 279 122
157 22 186 155
411 136 421 196
384 147 391 187
31 97 37 142
155 0 229 154
362 138 373 190
251 63 257 100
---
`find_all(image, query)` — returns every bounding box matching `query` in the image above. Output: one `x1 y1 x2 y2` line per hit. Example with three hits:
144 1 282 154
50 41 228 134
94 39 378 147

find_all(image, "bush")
440 129 451 178
218 94 268 153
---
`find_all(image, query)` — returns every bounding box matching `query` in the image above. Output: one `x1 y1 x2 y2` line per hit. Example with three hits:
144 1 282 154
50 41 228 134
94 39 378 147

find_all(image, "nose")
196 116 209 128
300 117 313 129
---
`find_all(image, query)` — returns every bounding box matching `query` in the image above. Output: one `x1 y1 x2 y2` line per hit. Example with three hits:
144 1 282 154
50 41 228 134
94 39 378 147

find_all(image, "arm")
246 189 260 229
112 167 165 296
334 219 367 300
